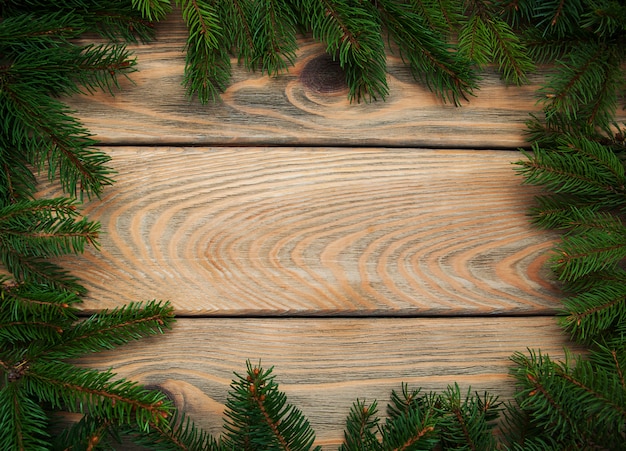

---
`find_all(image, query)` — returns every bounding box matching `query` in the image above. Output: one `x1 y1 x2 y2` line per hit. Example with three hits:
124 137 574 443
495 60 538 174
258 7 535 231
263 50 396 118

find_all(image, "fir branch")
461 1 535 85
249 0 299 76
24 361 172 430
178 0 231 103
129 409 222 450
0 283 78 345
511 347 626 448
0 146 37 204
510 349 587 447
0 383 50 451
1 281 80 321
377 0 477 105
51 415 120 451
0 318 64 345
435 383 500 450
339 399 381 451
132 0 173 21
0 12 85 49
0 83 114 200
218 0 256 69
559 281 626 341
1 255 84 295
540 42 616 124
410 0 463 33
84 7 157 44
223 361 321 451
556 355 626 436
533 0 587 37
303 0 388 102
551 227 626 281
379 387 439 450
515 136 626 200
42 300 175 360
527 196 599 230
590 340 626 392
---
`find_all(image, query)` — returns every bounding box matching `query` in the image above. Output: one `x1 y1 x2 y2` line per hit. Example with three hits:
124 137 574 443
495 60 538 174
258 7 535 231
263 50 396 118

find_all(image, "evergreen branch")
500 400 560 450
25 361 172 430
0 145 37 204
1 282 80 321
556 359 626 432
218 0 256 68
540 42 618 125
580 1 626 36
0 383 50 451
1 1 158 44
534 0 586 37
132 0 173 21
527 196 599 230
51 415 118 451
42 300 175 360
590 340 626 392
435 383 500 450
0 199 100 260
303 0 388 102
0 319 64 344
560 207 624 232
223 361 320 451
246 0 298 76
90 9 157 44
0 11 85 50
521 29 589 65
0 283 78 344
339 400 381 451
0 83 114 199
178 0 231 103
410 0 463 33
551 227 626 281
377 0 477 105
461 2 534 85
0 254 84 294
386 382 424 420
578 49 624 130
515 136 626 198
129 409 222 450
560 267 626 299
511 347 626 448
510 350 587 446
379 388 439 451
559 282 626 341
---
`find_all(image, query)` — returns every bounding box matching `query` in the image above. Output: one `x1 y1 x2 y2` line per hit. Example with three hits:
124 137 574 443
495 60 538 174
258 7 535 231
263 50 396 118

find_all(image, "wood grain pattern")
44 147 562 316
77 317 582 449
61 13 595 149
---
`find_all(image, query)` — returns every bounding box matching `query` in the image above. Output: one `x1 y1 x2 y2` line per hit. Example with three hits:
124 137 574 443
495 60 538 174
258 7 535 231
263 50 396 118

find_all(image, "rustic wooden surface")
52 147 560 316
59 12 607 448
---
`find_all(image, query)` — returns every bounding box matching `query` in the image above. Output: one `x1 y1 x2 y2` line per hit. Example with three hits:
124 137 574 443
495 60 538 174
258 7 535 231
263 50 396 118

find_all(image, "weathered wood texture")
78 317 581 448
57 11 597 449
47 147 561 316
65 13 560 149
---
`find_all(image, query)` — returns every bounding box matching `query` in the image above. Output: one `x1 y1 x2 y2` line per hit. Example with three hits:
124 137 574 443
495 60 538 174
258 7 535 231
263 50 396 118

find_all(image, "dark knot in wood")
300 54 347 94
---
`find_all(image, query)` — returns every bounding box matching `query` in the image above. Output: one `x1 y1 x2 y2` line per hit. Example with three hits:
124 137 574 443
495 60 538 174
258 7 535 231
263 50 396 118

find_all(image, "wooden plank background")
57 12 611 448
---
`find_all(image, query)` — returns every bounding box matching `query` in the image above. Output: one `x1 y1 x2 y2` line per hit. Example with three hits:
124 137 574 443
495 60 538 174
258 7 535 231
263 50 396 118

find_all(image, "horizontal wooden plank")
45 147 561 316
76 317 582 449
62 13 573 148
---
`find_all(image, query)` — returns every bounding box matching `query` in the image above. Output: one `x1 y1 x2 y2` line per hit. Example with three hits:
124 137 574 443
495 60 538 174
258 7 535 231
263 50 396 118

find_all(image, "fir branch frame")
1 0 626 449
